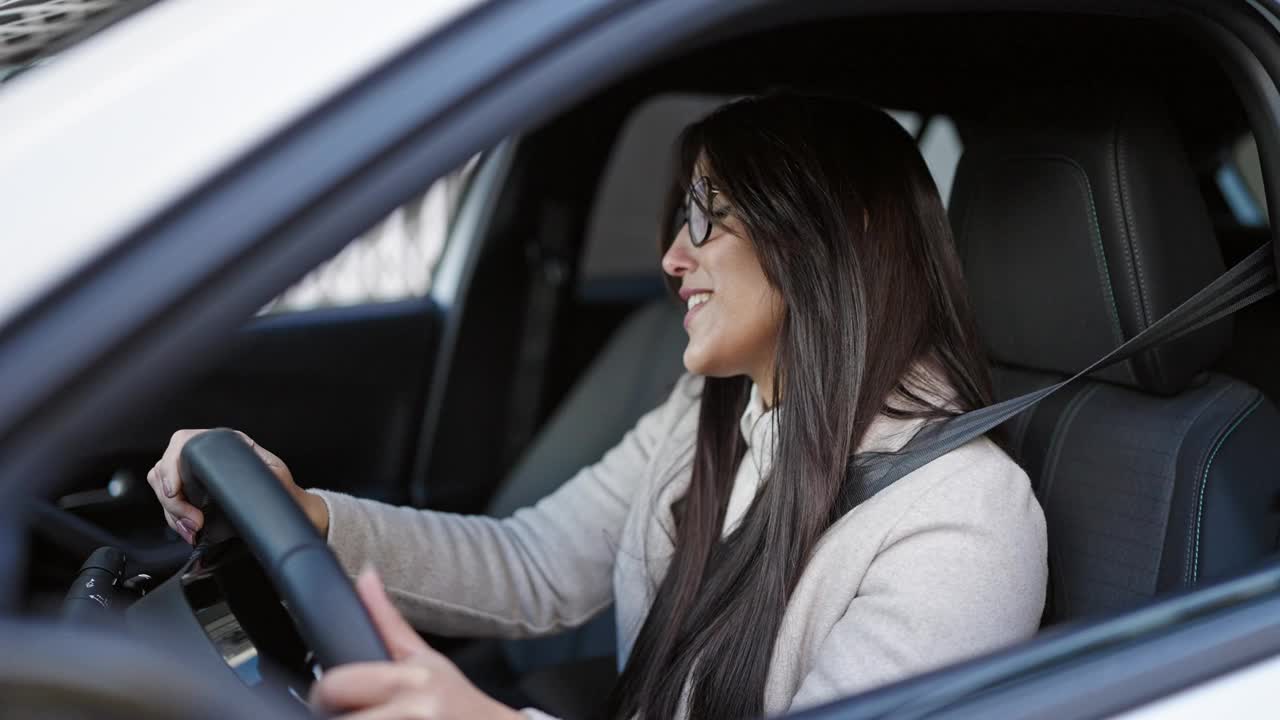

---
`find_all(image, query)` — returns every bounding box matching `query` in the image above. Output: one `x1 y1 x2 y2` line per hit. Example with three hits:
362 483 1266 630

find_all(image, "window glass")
918 115 964 207
1219 133 1270 227
889 111 964 206
261 158 479 314
888 109 924 137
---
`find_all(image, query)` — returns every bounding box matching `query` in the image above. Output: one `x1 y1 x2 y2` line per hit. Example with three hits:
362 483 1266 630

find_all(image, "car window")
917 115 964 205
889 111 965 205
260 156 480 314
1218 132 1270 227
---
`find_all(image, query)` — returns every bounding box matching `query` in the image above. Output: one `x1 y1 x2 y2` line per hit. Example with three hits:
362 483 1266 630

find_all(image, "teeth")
686 292 712 311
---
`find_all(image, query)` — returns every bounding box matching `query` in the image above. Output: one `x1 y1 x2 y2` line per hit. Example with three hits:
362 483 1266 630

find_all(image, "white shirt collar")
737 376 944 465
738 382 777 475
723 376 941 536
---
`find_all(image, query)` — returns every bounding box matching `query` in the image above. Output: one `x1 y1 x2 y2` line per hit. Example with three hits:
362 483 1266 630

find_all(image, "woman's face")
661 175 784 389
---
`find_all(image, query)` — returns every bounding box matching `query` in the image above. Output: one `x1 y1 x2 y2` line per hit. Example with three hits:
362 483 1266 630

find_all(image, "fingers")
146 429 210 542
158 429 200 497
146 427 296 545
329 698 441 720
148 465 202 537
356 569 429 661
158 496 204 544
161 508 193 545
309 662 436 713
308 580 515 720
236 430 297 488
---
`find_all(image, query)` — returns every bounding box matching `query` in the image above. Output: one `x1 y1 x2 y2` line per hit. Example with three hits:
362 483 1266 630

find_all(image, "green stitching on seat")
1074 164 1127 351
1192 396 1263 583
1007 154 1127 352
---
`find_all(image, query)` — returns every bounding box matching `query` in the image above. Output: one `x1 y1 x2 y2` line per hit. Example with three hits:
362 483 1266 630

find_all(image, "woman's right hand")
145 429 329 544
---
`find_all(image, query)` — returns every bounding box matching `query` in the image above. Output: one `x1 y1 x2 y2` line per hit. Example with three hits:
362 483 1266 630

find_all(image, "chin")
682 350 705 375
682 346 712 376
682 345 735 379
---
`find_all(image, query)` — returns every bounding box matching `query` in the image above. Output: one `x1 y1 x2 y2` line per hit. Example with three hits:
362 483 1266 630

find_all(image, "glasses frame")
684 175 719 247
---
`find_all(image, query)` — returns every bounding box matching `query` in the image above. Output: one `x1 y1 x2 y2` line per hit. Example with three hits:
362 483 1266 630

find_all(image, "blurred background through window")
261 157 480 314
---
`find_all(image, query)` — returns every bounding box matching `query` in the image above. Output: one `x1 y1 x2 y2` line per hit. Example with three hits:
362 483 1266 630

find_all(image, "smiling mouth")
684 292 711 329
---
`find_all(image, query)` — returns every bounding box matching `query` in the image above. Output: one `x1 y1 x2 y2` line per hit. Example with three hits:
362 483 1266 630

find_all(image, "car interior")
10 6 1280 719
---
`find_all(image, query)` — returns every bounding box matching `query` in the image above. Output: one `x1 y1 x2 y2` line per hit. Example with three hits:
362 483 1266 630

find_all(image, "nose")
662 223 696 278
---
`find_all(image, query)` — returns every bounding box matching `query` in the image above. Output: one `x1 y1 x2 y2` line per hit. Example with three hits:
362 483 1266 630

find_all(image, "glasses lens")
688 178 710 245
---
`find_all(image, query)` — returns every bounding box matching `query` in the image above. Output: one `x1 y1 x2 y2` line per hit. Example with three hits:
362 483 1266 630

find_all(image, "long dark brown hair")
606 93 993 720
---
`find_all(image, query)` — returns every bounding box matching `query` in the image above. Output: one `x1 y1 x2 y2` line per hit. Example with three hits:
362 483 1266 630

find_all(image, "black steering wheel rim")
180 429 390 668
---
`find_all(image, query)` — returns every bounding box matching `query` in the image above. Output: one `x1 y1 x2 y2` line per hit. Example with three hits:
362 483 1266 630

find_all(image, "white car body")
0 1 1277 717
0 0 480 329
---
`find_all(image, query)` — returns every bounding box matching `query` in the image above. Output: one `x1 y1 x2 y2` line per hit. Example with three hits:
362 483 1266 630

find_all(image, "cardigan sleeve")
788 451 1047 710
309 374 701 639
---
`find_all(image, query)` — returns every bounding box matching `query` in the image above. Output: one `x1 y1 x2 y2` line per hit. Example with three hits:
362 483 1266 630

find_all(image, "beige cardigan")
311 374 1047 718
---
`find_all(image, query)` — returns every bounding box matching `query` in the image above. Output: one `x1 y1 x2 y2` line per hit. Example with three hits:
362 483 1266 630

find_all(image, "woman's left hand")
309 569 523 720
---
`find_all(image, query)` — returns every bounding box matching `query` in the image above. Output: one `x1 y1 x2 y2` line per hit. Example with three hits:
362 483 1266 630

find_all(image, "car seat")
949 87 1280 623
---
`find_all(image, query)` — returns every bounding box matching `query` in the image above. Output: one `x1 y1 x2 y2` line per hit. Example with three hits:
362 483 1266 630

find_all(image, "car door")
2 0 1280 718
50 176 472 549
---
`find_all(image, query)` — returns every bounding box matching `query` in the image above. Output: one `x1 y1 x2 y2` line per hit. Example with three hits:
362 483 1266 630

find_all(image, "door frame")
0 0 1277 713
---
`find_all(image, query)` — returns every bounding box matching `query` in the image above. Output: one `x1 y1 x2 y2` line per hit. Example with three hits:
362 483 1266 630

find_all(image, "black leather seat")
950 89 1280 623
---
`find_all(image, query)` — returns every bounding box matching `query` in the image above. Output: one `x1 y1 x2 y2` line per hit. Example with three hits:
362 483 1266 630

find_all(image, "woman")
148 93 1047 720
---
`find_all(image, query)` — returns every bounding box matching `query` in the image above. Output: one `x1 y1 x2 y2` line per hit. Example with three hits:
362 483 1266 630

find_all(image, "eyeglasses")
681 175 720 247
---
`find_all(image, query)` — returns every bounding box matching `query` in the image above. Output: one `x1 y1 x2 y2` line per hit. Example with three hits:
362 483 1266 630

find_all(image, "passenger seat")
950 88 1280 623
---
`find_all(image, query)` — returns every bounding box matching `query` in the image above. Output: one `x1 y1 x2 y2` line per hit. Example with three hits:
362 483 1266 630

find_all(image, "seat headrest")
950 89 1230 395
580 94 730 284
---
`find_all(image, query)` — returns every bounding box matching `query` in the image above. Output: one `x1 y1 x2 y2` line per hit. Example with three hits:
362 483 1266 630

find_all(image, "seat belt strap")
851 241 1277 505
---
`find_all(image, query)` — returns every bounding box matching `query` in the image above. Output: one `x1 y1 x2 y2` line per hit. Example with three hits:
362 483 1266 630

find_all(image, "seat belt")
850 241 1278 505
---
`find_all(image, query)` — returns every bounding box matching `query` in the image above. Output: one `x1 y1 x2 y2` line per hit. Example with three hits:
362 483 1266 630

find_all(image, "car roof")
0 0 481 330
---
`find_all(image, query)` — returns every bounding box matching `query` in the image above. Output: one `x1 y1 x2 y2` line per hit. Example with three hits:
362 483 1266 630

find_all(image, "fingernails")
161 475 173 497
177 518 198 542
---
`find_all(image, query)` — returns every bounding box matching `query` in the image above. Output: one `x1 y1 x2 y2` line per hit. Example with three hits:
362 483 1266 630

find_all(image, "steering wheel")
180 429 390 668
